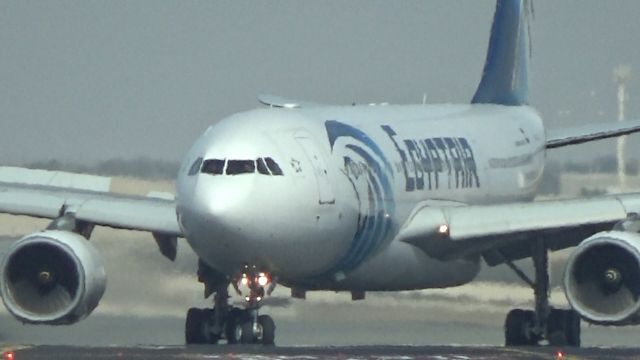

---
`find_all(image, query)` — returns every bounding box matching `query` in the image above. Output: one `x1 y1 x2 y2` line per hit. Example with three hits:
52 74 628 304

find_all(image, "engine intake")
0 230 106 325
564 231 640 325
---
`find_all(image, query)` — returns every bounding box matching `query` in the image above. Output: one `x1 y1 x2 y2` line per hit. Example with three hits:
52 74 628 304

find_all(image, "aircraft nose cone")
192 176 253 227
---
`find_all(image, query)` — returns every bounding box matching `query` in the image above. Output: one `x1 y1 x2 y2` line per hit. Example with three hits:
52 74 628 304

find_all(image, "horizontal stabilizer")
546 119 640 149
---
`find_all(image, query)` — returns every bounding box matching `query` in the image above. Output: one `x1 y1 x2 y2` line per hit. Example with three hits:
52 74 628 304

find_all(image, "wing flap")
546 119 640 149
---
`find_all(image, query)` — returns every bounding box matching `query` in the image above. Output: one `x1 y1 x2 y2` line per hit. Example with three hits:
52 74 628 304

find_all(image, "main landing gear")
503 239 581 347
185 264 276 345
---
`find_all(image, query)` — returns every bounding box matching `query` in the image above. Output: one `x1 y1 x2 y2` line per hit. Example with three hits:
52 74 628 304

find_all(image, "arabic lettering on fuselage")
381 125 480 192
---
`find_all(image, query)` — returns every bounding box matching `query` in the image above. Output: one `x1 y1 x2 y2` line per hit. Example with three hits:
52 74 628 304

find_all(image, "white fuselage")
175 103 546 291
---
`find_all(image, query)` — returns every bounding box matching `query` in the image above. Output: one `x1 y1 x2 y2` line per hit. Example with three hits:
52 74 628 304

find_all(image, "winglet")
472 0 531 106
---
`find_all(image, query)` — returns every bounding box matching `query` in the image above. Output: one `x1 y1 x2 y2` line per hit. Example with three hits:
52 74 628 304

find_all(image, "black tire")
185 308 206 344
547 309 567 346
203 309 219 344
225 308 243 344
240 320 255 344
505 309 535 346
547 309 580 347
258 315 276 346
563 310 581 347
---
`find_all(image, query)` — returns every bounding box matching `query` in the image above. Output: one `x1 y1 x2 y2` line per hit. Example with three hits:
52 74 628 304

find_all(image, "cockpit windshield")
264 157 283 175
226 160 255 175
201 159 225 175
200 158 283 176
256 158 270 175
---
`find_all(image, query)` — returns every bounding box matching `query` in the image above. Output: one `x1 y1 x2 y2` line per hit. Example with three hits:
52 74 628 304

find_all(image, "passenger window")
188 157 203 176
256 158 270 175
265 157 283 176
226 160 255 175
201 159 225 175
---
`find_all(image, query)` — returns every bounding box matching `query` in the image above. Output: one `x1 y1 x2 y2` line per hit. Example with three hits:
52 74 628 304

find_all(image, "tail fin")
471 0 532 106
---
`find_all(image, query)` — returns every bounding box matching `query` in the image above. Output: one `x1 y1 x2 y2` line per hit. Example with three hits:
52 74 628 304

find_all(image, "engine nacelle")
564 231 640 325
0 230 106 325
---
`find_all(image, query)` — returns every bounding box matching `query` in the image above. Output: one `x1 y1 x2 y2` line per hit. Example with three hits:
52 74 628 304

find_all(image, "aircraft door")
294 133 335 205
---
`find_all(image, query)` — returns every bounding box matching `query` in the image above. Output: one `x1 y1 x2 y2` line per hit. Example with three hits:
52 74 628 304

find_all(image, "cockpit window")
226 160 255 175
198 157 283 176
188 157 203 176
256 158 270 175
201 159 225 175
265 157 283 176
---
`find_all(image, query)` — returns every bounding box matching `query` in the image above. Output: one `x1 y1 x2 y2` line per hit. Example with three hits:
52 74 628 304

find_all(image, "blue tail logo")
472 0 533 106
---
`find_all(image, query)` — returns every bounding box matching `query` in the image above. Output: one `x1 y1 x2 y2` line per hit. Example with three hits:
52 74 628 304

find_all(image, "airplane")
2 0 640 347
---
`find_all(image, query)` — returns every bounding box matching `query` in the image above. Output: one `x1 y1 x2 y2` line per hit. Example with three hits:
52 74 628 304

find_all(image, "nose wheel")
234 314 275 345
184 263 276 346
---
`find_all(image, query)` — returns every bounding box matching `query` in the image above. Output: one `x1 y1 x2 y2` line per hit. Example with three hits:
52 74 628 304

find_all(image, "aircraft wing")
397 195 640 266
0 167 182 258
0 181 181 235
546 119 640 148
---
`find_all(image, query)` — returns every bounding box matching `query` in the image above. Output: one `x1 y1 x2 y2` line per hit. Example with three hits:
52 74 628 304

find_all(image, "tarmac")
2 345 640 360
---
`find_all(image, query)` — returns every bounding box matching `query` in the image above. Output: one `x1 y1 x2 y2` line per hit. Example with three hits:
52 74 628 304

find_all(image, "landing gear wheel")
505 309 535 346
547 309 580 347
258 315 275 345
203 309 219 344
564 310 581 347
185 308 206 344
225 308 243 344
240 320 255 344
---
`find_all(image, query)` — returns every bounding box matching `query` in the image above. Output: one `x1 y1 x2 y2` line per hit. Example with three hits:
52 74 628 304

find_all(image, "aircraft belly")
288 240 480 291
345 242 480 291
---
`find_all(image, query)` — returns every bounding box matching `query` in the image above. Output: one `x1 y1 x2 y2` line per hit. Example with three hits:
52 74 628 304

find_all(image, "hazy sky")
2 1 640 165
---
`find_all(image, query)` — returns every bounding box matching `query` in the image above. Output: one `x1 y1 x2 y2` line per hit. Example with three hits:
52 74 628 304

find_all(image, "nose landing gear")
184 263 276 346
230 265 276 345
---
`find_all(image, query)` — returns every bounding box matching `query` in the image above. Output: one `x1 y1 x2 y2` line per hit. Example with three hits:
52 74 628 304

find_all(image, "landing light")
556 351 564 359
258 273 269 286
3 351 14 360
438 224 449 235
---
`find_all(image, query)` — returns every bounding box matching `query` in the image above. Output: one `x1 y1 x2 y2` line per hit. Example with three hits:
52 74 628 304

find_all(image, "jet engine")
0 230 106 325
564 231 640 325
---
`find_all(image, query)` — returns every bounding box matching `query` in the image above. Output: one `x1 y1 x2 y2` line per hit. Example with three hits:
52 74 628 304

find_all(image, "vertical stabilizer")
471 0 531 106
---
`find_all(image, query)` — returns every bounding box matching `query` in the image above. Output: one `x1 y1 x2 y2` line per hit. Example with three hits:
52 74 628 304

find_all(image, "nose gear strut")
184 262 276 346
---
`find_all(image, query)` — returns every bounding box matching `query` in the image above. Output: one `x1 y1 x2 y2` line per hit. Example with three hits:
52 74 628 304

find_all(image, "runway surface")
2 345 640 360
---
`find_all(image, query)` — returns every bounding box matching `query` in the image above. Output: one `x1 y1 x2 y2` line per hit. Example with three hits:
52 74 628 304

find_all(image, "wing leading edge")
0 181 181 236
397 194 640 265
0 167 182 260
